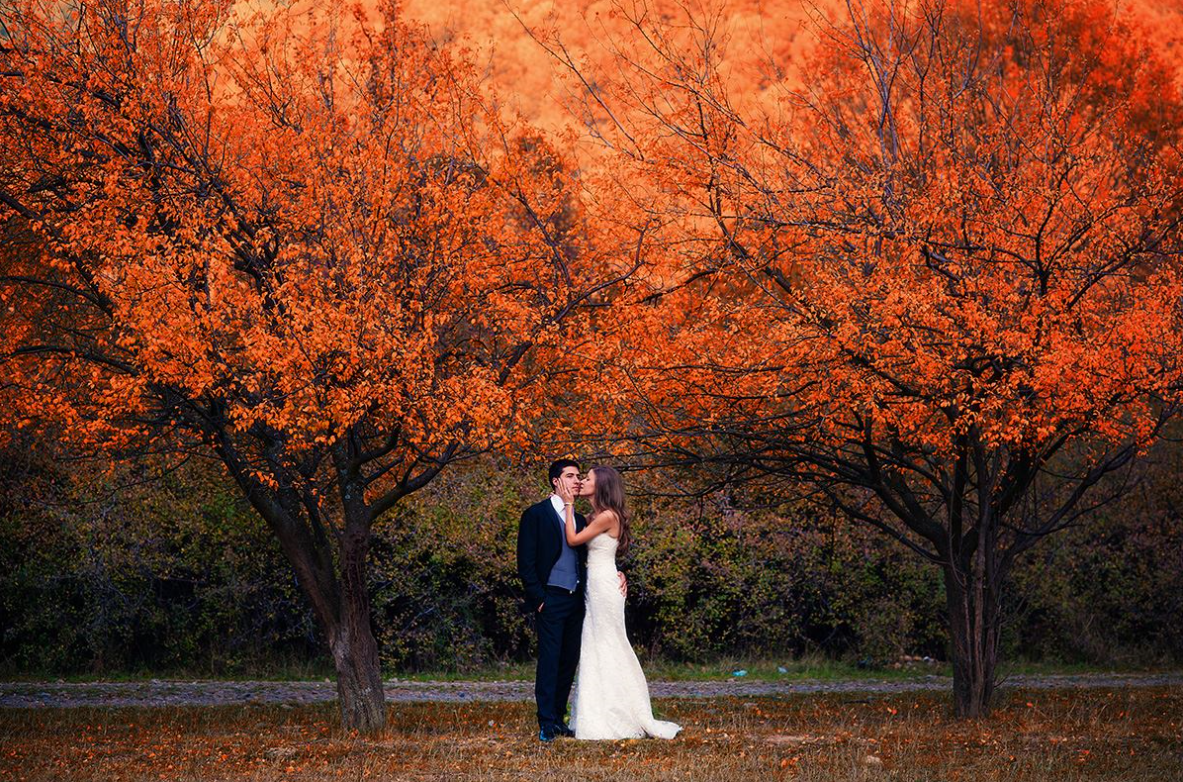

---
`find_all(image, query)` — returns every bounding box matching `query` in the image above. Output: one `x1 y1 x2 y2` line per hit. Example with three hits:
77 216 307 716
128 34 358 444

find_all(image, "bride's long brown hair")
588 466 630 555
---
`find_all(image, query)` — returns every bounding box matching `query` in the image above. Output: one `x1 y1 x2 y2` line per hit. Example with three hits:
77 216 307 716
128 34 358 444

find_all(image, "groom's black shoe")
555 722 575 737
538 725 559 743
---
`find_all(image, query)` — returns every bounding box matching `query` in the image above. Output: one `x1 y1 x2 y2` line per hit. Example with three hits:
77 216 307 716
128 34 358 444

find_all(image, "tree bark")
327 528 386 731
943 562 999 717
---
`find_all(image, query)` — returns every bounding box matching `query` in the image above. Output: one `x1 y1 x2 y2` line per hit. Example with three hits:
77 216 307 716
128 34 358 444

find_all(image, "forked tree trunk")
238 485 387 731
943 561 1000 717
208 424 390 731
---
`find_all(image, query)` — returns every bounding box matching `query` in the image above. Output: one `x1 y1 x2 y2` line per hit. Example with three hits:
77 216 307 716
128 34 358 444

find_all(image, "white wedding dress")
570 532 681 740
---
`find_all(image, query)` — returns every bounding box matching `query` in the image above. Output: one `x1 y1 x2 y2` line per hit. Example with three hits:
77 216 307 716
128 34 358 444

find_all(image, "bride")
556 466 681 740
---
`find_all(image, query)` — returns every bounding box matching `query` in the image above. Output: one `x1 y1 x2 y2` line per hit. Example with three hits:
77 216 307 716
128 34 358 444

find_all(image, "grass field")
2 687 1179 781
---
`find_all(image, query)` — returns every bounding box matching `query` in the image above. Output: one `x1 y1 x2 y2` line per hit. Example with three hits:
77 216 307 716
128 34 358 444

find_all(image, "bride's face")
578 469 596 497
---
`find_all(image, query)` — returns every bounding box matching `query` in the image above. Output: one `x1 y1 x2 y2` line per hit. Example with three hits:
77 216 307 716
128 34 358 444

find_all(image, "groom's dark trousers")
535 585 585 728
517 499 587 730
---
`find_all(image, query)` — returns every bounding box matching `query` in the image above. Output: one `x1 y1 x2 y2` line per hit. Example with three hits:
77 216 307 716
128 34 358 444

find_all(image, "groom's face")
553 465 581 496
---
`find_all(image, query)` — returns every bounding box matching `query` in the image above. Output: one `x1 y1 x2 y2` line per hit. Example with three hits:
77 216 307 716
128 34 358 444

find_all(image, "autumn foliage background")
2 0 1183 730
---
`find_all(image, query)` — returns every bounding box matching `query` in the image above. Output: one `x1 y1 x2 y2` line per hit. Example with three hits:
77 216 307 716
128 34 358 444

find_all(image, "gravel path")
2 673 1180 709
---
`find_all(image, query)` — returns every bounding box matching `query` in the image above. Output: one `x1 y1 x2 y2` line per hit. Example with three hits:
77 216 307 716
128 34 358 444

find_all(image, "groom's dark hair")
548 458 580 487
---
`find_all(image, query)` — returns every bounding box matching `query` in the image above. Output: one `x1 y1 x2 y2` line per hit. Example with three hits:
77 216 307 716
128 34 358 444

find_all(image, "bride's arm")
556 482 613 545
564 507 613 546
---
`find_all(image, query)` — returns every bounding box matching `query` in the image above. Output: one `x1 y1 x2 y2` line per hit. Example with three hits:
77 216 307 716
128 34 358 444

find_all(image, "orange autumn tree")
557 0 1183 716
0 0 634 730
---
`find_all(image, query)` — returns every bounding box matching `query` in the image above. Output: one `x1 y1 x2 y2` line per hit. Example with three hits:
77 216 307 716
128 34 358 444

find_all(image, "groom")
517 459 625 741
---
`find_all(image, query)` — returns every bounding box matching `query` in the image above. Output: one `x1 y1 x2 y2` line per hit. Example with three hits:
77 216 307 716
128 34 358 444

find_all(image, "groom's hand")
617 571 627 598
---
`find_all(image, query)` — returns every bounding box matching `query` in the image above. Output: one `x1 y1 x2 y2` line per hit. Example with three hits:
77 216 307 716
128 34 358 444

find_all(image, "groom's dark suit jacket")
517 499 588 614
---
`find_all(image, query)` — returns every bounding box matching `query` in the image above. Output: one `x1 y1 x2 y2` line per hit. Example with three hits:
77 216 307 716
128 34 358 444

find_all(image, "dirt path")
2 673 1179 709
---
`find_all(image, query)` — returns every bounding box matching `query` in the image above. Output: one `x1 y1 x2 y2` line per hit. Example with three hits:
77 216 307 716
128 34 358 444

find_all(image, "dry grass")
1 687 1179 781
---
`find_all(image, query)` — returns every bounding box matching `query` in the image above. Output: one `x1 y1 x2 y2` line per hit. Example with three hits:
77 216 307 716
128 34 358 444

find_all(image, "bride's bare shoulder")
593 509 621 539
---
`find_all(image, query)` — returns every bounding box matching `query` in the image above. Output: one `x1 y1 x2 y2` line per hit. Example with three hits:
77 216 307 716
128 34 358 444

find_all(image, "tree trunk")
943 563 999 717
233 486 386 731
327 609 386 731
328 529 386 731
209 430 388 731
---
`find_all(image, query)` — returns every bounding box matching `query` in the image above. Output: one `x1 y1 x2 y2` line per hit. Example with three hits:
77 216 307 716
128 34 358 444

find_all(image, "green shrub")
2 448 1179 676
